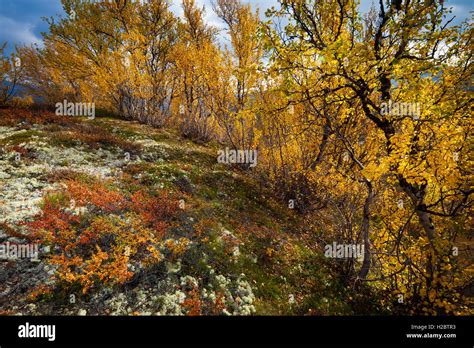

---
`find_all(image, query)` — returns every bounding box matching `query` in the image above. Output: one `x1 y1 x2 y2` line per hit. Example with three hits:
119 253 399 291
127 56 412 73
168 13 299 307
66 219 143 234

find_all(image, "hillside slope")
0 108 365 315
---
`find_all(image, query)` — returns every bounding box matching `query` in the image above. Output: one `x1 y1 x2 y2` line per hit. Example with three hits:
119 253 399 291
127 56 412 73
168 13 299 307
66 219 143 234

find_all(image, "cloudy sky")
0 0 471 54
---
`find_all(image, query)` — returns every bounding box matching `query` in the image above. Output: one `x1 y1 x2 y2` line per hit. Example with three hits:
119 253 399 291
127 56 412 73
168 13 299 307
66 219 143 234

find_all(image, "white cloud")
169 0 225 28
0 15 42 48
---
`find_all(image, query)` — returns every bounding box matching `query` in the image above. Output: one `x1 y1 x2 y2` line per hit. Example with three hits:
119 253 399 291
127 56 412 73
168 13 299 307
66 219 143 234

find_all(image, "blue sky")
0 0 472 54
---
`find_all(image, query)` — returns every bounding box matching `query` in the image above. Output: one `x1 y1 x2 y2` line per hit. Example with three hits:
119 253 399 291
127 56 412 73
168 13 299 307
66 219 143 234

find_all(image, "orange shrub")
182 286 202 316
26 178 179 294
0 107 78 127
129 190 179 229
66 180 126 213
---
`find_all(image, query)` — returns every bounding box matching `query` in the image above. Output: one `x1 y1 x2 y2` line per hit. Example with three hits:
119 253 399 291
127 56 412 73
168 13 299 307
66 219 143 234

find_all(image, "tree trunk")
358 181 373 280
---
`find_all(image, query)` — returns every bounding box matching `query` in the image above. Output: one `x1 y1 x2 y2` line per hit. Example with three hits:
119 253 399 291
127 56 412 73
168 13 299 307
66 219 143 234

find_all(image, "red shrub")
25 178 180 294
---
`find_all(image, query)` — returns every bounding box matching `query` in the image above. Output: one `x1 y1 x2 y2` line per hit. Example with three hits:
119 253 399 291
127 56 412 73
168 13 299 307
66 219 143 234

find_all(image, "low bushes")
25 177 179 294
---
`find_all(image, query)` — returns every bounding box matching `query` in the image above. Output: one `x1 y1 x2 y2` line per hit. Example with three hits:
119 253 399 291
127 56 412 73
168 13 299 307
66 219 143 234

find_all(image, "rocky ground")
0 108 356 316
